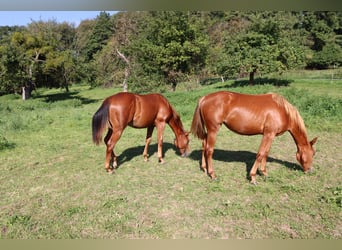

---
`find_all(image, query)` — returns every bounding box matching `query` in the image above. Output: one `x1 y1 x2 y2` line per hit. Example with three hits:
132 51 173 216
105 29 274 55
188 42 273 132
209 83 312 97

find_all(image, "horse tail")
92 101 110 145
191 98 207 140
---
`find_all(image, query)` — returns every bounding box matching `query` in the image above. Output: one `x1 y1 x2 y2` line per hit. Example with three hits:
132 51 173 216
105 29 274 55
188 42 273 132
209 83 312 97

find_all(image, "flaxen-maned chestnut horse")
191 91 317 184
92 92 190 173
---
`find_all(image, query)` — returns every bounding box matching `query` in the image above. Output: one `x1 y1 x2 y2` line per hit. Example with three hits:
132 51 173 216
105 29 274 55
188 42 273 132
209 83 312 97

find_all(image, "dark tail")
92 102 109 145
190 99 207 140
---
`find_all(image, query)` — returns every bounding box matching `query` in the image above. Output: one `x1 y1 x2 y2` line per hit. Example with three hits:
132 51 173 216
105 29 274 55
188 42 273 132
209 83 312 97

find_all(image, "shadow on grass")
35 91 98 105
0 142 16 151
216 77 293 89
109 141 301 179
116 142 176 167
189 149 301 180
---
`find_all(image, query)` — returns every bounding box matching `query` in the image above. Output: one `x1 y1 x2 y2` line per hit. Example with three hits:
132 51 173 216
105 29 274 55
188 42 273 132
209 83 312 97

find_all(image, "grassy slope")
0 78 341 239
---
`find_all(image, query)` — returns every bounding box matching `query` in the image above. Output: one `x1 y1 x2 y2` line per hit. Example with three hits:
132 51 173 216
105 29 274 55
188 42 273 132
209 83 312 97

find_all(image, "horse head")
174 132 190 157
296 137 318 173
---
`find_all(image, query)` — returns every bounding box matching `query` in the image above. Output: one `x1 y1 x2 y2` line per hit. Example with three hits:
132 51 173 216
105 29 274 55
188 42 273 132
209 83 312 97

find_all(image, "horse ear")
310 137 318 146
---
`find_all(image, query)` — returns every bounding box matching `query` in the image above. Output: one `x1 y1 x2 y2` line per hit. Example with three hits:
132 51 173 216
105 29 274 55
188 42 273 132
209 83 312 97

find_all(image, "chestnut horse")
191 91 317 184
92 92 190 173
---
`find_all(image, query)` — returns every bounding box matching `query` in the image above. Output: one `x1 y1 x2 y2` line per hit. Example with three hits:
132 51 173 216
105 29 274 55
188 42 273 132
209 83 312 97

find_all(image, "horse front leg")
250 133 274 184
143 126 154 162
260 157 268 178
156 122 166 164
104 128 123 174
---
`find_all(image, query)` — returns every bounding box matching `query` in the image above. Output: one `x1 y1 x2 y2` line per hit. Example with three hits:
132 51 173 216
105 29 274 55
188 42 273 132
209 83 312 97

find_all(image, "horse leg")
260 157 268 178
143 126 154 162
206 130 218 179
104 129 114 173
201 138 208 174
104 128 123 174
156 122 166 164
249 133 274 184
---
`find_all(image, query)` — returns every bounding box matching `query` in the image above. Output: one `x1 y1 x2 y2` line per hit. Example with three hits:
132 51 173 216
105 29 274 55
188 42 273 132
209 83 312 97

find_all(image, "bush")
307 43 342 69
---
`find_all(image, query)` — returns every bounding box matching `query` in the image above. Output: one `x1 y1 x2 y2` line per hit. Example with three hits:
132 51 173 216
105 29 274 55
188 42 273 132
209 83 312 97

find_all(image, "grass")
0 75 341 239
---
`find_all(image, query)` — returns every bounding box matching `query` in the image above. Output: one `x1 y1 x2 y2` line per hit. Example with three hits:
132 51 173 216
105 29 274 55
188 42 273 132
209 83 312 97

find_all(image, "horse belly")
225 110 286 135
224 112 264 135
130 113 155 128
131 104 159 128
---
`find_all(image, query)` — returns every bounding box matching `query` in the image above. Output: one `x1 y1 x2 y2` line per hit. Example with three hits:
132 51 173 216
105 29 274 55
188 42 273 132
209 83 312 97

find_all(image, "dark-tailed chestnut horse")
92 92 190 173
191 91 317 184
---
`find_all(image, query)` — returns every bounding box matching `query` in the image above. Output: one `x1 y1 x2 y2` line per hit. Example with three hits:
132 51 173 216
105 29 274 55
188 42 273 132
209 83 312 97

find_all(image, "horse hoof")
107 169 114 174
250 180 258 185
209 174 217 180
210 176 219 182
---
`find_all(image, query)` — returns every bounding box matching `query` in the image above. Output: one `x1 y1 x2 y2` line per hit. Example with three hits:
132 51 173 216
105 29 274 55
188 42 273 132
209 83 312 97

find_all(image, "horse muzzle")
304 167 314 174
181 151 190 158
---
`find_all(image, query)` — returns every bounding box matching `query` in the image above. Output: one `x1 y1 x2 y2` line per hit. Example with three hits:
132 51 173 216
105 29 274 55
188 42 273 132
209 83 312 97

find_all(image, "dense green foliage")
1 11 342 95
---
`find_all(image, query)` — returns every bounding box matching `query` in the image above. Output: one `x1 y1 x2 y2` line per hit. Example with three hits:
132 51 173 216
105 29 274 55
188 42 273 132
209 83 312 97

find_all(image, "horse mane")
170 105 186 133
271 93 307 135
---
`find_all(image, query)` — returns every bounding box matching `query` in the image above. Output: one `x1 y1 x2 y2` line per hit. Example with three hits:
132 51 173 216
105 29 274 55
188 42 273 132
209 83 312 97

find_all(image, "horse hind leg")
104 128 123 174
205 130 219 179
200 138 208 174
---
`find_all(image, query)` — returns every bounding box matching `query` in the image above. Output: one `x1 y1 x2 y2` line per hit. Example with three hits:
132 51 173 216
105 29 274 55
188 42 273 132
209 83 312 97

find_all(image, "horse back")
132 93 173 128
201 91 290 135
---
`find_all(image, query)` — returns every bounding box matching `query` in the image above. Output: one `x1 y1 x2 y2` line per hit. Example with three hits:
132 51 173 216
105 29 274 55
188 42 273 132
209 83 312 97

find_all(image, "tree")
309 42 342 68
301 11 342 69
26 20 77 92
217 12 305 84
0 20 78 96
75 12 114 85
0 40 26 94
84 11 113 62
128 11 209 91
89 12 141 90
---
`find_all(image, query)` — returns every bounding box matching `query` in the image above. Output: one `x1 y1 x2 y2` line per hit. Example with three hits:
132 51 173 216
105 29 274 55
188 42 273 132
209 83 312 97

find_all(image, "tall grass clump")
280 88 342 131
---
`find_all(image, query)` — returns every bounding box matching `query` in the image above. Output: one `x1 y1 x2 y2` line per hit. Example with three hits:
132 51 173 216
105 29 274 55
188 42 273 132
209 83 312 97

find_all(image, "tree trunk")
123 68 129 92
249 70 255 85
22 81 35 100
22 87 30 100
63 73 69 92
116 49 130 92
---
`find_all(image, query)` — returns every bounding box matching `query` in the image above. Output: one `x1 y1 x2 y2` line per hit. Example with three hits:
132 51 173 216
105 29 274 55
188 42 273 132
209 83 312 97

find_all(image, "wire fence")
281 69 342 81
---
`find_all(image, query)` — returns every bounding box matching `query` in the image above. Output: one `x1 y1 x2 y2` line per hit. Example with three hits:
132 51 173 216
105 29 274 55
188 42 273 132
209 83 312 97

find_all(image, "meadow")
0 72 341 239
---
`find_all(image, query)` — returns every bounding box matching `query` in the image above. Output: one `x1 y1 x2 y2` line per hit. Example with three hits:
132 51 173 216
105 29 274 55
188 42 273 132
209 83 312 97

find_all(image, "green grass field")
0 75 341 239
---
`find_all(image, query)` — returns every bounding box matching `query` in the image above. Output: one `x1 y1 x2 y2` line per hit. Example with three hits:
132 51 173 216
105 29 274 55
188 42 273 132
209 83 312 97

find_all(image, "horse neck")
289 122 310 150
168 113 186 139
279 95 309 150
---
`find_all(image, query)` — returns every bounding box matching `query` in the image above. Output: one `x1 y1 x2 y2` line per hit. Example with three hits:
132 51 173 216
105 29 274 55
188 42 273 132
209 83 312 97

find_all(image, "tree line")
1 11 342 96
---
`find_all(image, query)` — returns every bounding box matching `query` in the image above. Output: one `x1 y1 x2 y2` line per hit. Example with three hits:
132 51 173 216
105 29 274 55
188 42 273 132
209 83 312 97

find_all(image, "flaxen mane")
271 93 307 135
